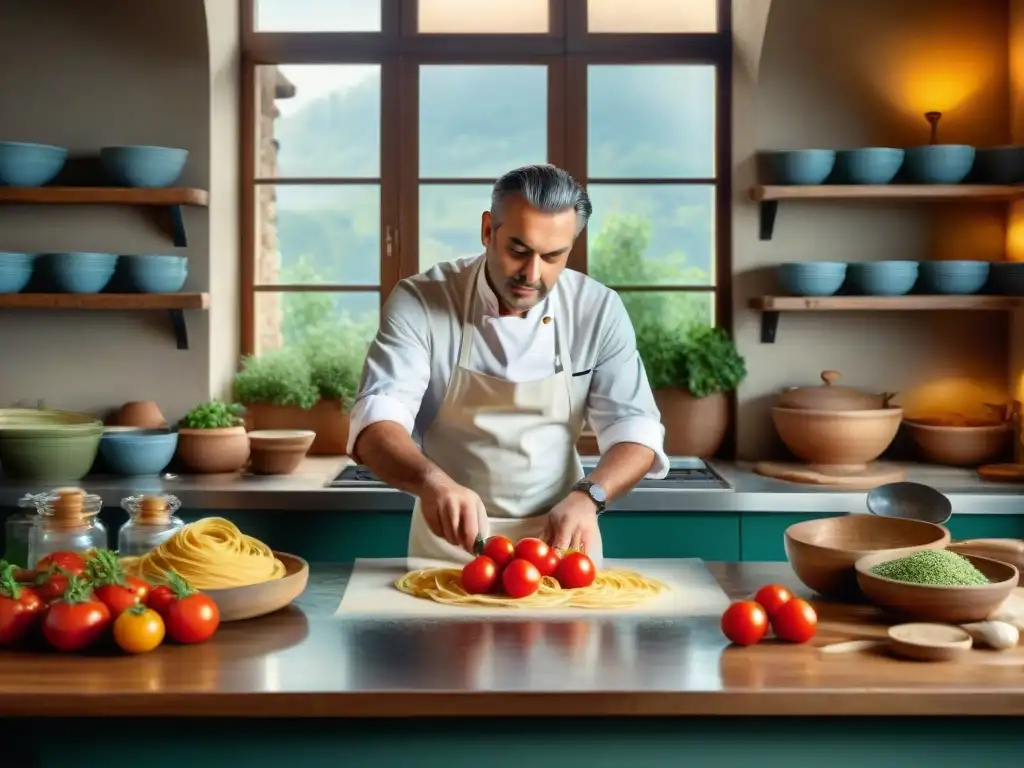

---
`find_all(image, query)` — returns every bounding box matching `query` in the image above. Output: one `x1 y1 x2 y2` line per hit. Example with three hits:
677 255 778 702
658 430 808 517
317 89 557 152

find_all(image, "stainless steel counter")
0 457 1021 514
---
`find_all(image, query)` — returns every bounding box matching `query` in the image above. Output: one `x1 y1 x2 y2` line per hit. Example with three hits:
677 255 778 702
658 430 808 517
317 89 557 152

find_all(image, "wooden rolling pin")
948 539 1024 571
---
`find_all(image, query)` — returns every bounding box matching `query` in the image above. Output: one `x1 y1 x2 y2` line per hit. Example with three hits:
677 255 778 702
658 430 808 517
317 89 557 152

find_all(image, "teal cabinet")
740 513 842 561
944 514 1024 541
600 512 740 561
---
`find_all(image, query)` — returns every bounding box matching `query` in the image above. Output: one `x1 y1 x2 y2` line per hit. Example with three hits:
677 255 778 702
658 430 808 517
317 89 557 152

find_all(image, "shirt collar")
474 254 555 320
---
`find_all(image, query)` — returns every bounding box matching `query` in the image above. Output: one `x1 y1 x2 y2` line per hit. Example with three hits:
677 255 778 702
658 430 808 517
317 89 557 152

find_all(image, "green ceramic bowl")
0 428 103 480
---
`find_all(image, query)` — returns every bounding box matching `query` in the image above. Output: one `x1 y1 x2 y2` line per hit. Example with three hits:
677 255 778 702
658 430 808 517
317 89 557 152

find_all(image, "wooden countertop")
3 561 1024 718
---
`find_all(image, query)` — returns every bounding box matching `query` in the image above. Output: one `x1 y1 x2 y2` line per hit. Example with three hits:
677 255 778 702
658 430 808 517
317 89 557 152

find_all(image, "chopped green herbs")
870 549 989 586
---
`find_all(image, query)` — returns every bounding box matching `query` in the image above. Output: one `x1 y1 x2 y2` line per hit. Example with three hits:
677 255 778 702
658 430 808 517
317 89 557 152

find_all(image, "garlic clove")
961 620 1020 650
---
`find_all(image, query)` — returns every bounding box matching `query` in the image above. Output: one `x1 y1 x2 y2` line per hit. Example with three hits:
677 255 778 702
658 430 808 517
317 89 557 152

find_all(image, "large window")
241 0 731 355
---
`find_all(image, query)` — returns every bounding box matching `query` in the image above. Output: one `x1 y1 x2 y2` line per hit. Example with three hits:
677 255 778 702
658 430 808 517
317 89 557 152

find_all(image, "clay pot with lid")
772 370 903 468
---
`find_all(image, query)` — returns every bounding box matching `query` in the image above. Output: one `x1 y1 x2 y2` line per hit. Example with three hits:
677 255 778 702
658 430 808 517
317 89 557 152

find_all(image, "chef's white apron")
407 257 602 566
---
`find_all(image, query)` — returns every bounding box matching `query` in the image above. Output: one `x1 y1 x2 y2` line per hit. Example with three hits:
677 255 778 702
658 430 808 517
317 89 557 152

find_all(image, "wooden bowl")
784 514 950 599
772 406 903 467
902 419 1011 466
887 623 973 662
855 551 1018 623
205 552 310 622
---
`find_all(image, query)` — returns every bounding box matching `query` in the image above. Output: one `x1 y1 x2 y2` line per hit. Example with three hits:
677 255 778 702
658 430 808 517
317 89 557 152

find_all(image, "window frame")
240 0 733 352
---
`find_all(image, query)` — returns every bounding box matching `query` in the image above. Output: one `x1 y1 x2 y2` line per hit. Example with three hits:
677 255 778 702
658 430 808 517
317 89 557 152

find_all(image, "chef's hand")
419 476 488 554
544 491 600 554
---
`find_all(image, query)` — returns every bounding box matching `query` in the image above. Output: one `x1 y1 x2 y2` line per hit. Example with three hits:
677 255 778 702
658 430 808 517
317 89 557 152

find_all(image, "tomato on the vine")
461 556 498 594
113 603 165 654
513 538 551 572
720 600 768 646
753 584 793 619
555 552 595 589
36 551 87 576
502 559 542 599
771 598 818 643
34 570 71 604
85 549 151 617
160 571 220 644
42 575 111 652
481 536 515 569
0 564 43 645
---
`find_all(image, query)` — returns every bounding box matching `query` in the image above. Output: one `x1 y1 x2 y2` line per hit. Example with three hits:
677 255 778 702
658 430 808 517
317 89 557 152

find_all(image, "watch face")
590 484 607 504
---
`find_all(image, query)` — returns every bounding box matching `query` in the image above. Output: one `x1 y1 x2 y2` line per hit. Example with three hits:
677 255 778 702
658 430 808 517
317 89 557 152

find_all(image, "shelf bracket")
759 201 778 241
169 309 189 350
167 205 187 247
760 311 779 344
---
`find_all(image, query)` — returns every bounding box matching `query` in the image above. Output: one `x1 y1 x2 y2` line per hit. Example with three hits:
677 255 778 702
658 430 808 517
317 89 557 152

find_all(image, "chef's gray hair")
490 164 592 237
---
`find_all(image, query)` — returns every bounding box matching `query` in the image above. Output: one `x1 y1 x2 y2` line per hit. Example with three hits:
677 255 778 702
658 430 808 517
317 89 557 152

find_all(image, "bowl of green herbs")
854 549 1018 623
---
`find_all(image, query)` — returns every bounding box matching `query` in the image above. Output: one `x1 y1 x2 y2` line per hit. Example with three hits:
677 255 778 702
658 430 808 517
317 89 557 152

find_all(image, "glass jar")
5 503 36 567
118 494 183 557
25 487 107 568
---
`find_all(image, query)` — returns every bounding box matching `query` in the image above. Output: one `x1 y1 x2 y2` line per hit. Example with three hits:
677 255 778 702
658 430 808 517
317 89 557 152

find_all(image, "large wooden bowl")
902 419 1011 466
772 406 902 467
784 514 950 599
855 551 1018 623
205 552 310 622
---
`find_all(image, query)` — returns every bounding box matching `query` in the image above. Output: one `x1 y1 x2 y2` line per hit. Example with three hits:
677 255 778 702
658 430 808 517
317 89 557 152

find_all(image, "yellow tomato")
113 603 165 654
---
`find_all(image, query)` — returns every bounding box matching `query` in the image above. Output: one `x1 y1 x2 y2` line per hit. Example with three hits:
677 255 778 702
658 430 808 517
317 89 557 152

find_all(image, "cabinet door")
740 513 844 562
599 513 740 561
946 515 1024 541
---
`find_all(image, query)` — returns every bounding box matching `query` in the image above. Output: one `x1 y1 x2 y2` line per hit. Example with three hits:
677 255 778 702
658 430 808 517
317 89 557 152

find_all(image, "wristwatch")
572 479 607 515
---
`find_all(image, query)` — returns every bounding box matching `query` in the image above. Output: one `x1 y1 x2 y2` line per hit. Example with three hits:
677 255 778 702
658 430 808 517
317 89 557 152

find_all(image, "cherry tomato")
0 566 43 645
35 551 86 576
42 576 111 652
161 572 220 644
502 558 542 599
113 603 165 654
35 572 70 604
125 575 151 604
720 600 768 646
481 536 516 569
771 598 818 643
536 549 561 578
555 551 596 589
461 556 499 594
513 538 551 572
753 584 793 618
146 585 175 616
93 584 140 617
85 549 152 617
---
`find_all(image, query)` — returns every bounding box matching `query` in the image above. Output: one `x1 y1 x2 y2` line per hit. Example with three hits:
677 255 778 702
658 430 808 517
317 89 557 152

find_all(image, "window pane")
420 65 547 178
419 185 491 271
587 0 718 33
418 0 548 33
254 291 379 354
586 185 714 287
255 0 381 32
588 65 715 179
256 185 380 285
617 291 715 335
256 65 380 179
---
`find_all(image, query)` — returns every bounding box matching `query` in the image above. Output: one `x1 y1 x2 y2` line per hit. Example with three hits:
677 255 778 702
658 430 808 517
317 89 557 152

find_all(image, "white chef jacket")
347 254 670 479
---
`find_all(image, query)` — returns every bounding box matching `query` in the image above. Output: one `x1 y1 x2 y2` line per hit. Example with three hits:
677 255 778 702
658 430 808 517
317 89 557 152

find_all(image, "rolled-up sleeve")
586 292 669 479
346 282 432 457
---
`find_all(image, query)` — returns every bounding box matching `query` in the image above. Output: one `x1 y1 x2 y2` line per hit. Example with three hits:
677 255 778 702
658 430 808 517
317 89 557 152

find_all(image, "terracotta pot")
902 419 1011 466
654 388 729 458
248 429 316 475
245 400 350 455
772 406 902 467
115 400 167 428
176 426 250 474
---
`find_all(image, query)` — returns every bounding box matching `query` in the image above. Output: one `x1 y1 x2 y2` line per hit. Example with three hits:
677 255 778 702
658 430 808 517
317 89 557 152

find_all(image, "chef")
347 164 669 565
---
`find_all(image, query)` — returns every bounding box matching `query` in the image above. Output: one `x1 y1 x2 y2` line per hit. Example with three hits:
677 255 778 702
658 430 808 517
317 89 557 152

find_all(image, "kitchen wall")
0 0 237 425
733 0 1013 460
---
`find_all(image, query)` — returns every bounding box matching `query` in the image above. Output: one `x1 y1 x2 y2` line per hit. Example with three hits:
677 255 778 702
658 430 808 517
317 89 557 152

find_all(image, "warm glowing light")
901 378 1010 420
1007 202 1024 262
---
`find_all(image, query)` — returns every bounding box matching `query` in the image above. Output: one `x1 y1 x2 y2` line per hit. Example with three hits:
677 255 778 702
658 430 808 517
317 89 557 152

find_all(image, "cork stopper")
48 488 87 530
138 495 171 524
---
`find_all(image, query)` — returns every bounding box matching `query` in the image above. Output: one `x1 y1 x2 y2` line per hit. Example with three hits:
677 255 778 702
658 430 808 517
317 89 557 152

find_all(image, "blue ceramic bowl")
917 260 990 295
123 254 188 293
0 141 67 187
777 262 847 296
768 150 836 185
98 429 178 476
0 256 33 293
831 148 904 184
902 145 976 184
972 146 1024 184
40 252 118 294
100 146 189 188
846 261 919 296
988 263 1024 296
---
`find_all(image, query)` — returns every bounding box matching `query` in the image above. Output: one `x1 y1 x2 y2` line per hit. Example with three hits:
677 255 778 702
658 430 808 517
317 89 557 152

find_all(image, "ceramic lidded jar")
24 487 107 568
776 370 896 411
118 493 184 557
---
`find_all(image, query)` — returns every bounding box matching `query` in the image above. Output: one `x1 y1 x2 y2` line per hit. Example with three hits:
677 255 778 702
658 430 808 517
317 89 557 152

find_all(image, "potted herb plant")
175 400 250 474
636 322 747 458
233 335 364 455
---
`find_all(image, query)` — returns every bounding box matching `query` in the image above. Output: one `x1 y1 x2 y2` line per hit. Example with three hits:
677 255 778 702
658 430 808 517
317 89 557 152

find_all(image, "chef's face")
481 195 577 315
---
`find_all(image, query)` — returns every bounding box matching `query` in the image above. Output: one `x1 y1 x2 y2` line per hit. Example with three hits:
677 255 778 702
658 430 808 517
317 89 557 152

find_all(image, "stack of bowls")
767 149 836 185
100 146 188 188
98 427 179 476
917 260 990 295
776 262 847 296
902 145 976 184
0 408 103 480
831 148 905 184
845 261 919 296
122 254 188 293
38 252 118 293
0 252 34 294
988 262 1024 295
0 141 67 186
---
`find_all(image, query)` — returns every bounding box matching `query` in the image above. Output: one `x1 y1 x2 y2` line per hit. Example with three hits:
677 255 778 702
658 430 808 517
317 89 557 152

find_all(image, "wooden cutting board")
754 461 906 488
335 558 732 619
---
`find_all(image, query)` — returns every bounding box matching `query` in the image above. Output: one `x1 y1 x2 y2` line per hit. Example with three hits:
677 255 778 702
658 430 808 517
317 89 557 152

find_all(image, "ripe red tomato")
93 584 140 618
753 584 793 618
84 550 151 617
0 567 43 646
42 576 111 652
461 556 499 594
35 572 71 604
482 536 515 569
771 598 818 643
720 600 769 646
513 538 551 572
536 549 561 578
35 551 87 576
555 552 596 589
160 571 220 644
502 559 542 599
146 585 175 616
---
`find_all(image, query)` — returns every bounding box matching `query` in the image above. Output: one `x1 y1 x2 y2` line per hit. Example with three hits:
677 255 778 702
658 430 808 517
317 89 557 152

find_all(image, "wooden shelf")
749 184 1022 240
0 293 210 349
750 295 1021 344
0 186 209 247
